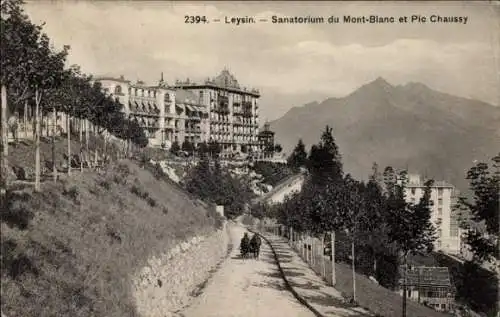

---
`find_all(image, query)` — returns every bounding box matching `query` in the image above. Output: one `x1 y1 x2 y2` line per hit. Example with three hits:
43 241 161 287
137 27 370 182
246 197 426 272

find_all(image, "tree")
208 139 221 158
287 139 307 170
274 143 282 153
457 155 499 263
385 171 436 317
170 140 180 154
197 141 209 158
1 0 69 191
307 125 343 186
181 140 194 155
185 154 254 219
357 174 397 282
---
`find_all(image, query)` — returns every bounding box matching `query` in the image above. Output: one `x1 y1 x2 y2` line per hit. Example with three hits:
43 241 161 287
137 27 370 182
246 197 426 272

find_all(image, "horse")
249 233 262 259
240 232 250 258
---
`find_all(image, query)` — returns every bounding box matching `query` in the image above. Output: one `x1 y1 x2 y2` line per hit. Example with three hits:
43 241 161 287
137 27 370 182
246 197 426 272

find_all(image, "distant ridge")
269 78 500 192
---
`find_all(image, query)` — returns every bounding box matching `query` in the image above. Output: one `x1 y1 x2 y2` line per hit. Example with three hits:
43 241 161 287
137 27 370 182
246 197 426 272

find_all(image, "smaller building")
404 173 461 254
398 266 455 312
258 122 275 159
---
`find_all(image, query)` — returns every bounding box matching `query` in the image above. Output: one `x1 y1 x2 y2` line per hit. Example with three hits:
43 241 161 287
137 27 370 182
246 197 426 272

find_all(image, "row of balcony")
233 121 258 127
137 111 257 122
172 128 202 134
129 106 160 116
212 107 230 114
233 131 257 136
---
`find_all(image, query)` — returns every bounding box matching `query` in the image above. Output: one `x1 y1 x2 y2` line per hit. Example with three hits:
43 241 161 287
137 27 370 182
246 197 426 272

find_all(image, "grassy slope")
1 159 222 317
6 134 120 178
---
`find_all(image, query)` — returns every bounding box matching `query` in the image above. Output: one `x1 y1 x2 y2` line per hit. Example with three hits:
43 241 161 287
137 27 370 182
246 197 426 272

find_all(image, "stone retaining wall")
132 221 230 317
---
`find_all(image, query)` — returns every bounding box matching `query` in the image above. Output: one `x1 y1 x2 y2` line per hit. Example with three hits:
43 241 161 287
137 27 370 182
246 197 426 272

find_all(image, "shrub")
116 162 130 176
1 191 35 230
130 185 142 197
98 179 111 190
146 197 156 207
62 186 79 202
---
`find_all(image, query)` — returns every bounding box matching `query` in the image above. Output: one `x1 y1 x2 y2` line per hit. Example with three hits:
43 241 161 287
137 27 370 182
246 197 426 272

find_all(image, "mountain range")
269 78 500 193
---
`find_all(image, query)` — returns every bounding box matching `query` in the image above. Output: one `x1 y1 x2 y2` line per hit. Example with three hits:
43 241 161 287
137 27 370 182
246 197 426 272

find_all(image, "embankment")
1 160 227 317
133 222 231 317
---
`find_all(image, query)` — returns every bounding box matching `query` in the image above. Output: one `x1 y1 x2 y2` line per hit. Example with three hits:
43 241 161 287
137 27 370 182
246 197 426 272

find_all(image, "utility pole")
417 266 421 304
1 85 8 199
34 88 41 192
402 255 408 317
352 237 357 302
52 107 57 182
331 231 336 286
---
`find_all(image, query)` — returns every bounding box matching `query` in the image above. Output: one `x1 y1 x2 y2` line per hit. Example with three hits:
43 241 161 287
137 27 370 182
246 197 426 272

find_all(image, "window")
438 188 443 196
411 188 416 195
438 207 443 216
438 198 443 205
450 216 459 237
114 85 122 95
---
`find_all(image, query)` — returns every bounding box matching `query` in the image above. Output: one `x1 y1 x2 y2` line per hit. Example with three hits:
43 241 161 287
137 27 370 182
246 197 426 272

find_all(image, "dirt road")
179 224 315 317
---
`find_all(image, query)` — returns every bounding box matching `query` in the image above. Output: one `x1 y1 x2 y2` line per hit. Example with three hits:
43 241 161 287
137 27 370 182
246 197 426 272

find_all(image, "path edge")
247 228 325 317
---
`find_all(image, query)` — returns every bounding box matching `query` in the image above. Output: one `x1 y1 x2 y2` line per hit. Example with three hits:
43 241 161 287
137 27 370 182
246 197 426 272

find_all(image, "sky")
24 1 499 122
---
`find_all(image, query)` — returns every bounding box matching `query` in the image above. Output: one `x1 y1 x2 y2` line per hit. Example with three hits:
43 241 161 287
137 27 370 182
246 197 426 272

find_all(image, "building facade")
95 75 175 148
258 122 275 158
173 69 260 158
404 174 460 254
96 70 261 157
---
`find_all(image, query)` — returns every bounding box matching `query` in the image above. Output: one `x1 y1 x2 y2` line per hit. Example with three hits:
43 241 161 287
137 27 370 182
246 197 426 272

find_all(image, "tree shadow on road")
252 279 288 291
265 249 294 264
258 267 306 280
287 280 322 291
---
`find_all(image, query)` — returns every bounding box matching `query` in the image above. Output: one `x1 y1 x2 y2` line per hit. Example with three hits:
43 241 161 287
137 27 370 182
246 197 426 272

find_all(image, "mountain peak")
350 77 393 98
371 77 392 88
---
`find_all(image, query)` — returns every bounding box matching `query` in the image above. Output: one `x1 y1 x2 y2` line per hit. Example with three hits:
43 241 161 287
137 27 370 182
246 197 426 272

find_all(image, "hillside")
1 159 223 317
269 78 500 192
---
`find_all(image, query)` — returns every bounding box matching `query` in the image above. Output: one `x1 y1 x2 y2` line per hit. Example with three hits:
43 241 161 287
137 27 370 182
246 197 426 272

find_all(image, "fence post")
352 240 357 302
322 234 326 279
311 236 318 265
307 234 310 262
331 231 336 286
302 234 305 260
307 235 312 264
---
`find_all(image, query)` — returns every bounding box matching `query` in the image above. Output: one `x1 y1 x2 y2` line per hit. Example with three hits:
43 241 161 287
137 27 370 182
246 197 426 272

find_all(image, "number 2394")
185 16 208 23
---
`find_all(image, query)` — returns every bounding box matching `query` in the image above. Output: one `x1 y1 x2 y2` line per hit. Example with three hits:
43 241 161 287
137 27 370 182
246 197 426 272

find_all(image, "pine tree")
307 125 343 186
287 139 307 171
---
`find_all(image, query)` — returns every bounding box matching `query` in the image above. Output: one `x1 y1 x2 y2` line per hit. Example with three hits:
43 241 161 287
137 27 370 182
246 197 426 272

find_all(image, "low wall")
131 221 230 317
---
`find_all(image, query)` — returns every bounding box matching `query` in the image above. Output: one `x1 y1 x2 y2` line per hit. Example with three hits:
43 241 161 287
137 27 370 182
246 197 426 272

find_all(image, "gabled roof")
399 266 453 287
213 69 240 89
